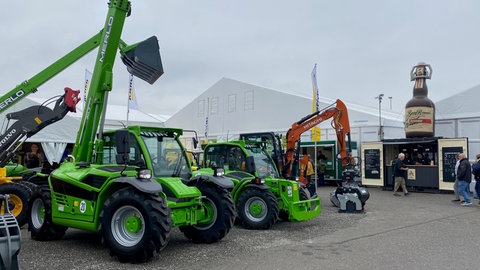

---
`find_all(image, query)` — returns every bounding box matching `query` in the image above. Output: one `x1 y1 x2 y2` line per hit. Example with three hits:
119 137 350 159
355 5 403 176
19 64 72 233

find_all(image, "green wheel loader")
29 127 235 262
194 140 321 230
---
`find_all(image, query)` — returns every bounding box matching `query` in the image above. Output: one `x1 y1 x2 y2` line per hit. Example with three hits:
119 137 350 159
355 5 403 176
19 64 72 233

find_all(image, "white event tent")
435 84 480 160
165 78 405 146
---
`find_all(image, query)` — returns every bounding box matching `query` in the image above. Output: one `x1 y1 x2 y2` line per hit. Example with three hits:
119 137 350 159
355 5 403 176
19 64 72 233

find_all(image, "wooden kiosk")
361 137 468 192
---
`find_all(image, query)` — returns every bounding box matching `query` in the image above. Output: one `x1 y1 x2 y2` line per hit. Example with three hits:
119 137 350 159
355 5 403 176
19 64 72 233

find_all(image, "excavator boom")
284 99 352 181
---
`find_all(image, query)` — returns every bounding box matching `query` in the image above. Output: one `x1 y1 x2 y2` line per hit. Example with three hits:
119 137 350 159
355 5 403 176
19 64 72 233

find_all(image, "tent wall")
436 117 480 161
166 78 405 150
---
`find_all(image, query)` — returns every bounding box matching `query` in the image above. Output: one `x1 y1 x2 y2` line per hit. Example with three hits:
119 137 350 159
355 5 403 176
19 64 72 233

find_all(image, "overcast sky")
1 1 480 117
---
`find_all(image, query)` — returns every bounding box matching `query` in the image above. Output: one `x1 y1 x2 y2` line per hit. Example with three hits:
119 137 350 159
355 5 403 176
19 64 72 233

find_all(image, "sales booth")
361 137 468 192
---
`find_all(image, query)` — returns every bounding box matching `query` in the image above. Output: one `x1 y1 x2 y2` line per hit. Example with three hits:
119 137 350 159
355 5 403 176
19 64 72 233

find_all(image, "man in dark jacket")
472 154 480 205
457 153 472 206
393 153 410 196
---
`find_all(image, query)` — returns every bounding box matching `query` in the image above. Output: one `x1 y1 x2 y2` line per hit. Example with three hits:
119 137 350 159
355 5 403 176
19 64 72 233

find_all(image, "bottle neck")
413 79 428 97
413 88 428 97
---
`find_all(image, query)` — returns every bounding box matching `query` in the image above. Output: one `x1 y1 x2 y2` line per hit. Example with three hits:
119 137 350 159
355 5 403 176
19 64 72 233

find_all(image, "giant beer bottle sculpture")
405 62 435 138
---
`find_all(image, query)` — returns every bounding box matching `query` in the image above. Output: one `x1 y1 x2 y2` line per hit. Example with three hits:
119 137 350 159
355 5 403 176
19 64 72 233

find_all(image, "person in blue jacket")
471 154 480 205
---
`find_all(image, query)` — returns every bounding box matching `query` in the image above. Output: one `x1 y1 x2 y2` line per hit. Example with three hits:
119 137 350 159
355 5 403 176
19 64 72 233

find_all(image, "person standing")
305 155 316 196
25 143 44 168
404 152 414 165
456 153 472 206
316 151 328 186
393 153 410 196
414 152 430 165
452 154 461 202
471 154 480 205
317 150 327 161
317 159 326 186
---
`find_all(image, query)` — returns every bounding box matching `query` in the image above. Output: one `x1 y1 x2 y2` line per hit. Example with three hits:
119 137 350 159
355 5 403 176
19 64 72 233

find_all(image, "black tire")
28 186 67 240
237 188 279 230
0 182 32 227
19 180 38 193
279 186 310 221
180 184 235 243
99 187 172 263
300 186 310 200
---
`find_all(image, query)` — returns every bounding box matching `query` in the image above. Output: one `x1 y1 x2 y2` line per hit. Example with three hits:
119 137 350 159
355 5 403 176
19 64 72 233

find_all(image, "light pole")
388 96 392 110
375 94 384 140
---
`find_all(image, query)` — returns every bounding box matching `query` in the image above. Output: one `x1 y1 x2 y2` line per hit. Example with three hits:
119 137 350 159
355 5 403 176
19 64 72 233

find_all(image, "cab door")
361 142 384 187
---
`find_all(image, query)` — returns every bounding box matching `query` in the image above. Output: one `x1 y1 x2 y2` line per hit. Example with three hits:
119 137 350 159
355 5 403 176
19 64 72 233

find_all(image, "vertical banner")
311 63 319 112
128 74 139 110
205 116 209 139
84 69 92 109
311 64 321 141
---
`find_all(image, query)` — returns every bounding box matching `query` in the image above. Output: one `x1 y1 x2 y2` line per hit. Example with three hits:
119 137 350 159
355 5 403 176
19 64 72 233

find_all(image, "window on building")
244 90 254 111
210 97 219 115
228 94 236 113
198 99 205 117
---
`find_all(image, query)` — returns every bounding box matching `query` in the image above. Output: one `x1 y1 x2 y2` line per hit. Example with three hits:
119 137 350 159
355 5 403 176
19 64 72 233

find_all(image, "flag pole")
311 63 320 187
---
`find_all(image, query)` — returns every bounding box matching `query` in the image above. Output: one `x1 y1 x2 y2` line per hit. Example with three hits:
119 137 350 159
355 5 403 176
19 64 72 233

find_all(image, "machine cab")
203 142 279 179
101 128 192 179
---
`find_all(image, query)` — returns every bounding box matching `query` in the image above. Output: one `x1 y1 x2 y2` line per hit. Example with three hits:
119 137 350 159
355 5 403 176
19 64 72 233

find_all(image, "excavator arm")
0 88 80 167
283 99 352 181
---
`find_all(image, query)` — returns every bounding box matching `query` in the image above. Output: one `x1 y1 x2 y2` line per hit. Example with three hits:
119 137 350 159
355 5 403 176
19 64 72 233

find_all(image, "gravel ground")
15 185 480 270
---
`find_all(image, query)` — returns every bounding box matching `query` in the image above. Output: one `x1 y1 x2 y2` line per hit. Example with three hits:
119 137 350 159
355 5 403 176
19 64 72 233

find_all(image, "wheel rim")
0 194 23 217
30 198 45 229
244 196 267 222
194 197 217 230
111 205 145 247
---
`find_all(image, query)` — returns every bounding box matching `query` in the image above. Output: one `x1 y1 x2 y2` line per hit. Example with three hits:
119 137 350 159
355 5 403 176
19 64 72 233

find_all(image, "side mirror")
192 137 199 149
245 156 256 175
115 130 130 164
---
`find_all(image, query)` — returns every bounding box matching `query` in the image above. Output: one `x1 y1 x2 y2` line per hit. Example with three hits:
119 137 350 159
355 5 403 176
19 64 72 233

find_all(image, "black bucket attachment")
121 36 164 84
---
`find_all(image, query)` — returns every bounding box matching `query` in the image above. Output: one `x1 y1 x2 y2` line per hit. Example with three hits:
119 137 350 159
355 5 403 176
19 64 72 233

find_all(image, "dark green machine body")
194 140 321 229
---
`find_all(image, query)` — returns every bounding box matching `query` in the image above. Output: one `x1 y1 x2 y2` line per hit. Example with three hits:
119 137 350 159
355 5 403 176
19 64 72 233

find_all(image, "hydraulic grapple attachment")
121 36 164 84
0 194 20 270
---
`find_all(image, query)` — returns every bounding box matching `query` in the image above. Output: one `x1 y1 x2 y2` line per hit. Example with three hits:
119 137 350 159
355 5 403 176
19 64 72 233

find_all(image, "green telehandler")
19 0 236 263
193 140 321 230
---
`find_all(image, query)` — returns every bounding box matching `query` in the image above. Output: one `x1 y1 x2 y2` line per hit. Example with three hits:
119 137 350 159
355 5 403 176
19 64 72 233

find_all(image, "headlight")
251 177 265 185
137 169 152 179
214 168 225 177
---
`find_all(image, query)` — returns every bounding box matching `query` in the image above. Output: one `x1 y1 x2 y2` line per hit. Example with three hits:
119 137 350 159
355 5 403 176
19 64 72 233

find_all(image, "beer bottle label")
405 106 434 133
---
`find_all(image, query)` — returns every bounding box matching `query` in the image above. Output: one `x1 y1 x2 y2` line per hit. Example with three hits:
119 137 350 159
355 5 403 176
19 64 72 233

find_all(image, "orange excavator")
283 99 354 184
241 99 369 212
282 99 369 213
